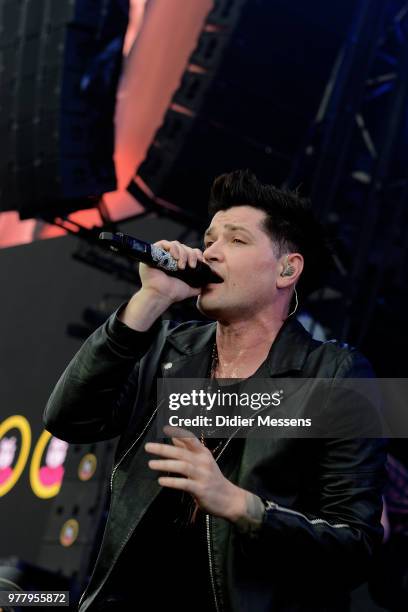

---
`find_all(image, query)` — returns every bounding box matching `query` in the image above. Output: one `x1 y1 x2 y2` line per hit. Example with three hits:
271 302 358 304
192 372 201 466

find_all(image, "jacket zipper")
204 390 283 612
204 430 239 612
109 401 162 492
203 395 288 612
206 514 220 612
262 500 349 528
203 400 283 612
78 403 161 611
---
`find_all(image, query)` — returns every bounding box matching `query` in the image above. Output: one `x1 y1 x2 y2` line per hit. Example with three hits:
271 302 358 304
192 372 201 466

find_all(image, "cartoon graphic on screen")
30 431 68 499
78 453 97 481
60 519 79 547
39 437 69 486
0 416 31 497
0 436 17 485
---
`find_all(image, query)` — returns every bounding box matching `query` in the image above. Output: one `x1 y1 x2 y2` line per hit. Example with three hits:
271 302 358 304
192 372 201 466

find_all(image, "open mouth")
206 276 224 287
203 280 224 292
207 268 224 284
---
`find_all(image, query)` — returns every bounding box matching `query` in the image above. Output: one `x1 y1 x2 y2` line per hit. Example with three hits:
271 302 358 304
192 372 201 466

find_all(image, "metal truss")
287 0 408 346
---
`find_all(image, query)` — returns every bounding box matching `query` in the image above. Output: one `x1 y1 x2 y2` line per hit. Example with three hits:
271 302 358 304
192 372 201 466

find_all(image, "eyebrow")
204 224 255 239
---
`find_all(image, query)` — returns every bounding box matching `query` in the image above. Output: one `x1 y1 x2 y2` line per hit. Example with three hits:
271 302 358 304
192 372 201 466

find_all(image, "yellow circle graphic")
78 453 97 481
0 415 31 497
59 519 79 547
30 431 68 499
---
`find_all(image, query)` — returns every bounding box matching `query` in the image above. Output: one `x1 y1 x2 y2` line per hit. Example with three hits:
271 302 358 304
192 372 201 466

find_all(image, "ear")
276 253 304 289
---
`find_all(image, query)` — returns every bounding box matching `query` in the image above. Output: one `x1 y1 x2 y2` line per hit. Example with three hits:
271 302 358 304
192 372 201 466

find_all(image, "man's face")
197 205 281 321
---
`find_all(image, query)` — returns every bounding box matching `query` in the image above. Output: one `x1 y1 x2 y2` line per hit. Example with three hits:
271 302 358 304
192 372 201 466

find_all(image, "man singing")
44 169 386 611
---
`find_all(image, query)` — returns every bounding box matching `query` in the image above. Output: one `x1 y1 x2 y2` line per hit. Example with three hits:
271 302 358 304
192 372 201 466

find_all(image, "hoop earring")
287 287 298 318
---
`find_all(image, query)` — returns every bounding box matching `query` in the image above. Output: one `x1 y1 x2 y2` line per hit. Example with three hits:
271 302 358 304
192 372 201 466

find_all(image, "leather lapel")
160 321 216 379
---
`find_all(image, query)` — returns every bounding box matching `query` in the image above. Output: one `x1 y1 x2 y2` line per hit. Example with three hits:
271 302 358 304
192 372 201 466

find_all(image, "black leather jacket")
43 307 387 612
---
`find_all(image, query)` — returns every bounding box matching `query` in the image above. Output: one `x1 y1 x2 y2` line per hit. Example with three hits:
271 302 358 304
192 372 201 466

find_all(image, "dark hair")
208 169 333 298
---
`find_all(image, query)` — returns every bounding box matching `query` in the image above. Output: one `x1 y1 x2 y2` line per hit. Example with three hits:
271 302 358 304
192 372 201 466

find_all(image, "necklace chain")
210 339 218 378
199 341 223 454
189 341 223 524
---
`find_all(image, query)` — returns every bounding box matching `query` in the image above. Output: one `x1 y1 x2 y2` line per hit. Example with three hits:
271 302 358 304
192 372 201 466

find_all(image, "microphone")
98 232 223 288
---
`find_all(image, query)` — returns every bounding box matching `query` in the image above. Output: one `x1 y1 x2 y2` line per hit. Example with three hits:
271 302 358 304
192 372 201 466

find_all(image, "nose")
203 241 223 262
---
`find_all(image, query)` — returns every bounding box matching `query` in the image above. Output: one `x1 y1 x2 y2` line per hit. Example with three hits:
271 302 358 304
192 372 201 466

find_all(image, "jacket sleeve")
43 303 164 444
235 350 388 592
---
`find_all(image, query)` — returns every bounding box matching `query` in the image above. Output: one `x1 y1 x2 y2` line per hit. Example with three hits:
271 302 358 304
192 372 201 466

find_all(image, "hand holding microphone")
98 233 223 329
99 232 221 285
139 238 209 304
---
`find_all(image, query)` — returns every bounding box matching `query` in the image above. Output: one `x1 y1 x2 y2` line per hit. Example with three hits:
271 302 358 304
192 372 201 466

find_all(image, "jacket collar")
165 317 313 377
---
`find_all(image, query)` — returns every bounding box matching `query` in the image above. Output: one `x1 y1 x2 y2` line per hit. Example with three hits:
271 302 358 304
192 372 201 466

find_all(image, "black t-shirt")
99 485 215 611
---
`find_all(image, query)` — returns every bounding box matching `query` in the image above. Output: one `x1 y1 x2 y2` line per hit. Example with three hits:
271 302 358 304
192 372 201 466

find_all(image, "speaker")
0 0 129 219
130 0 356 222
36 441 116 593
